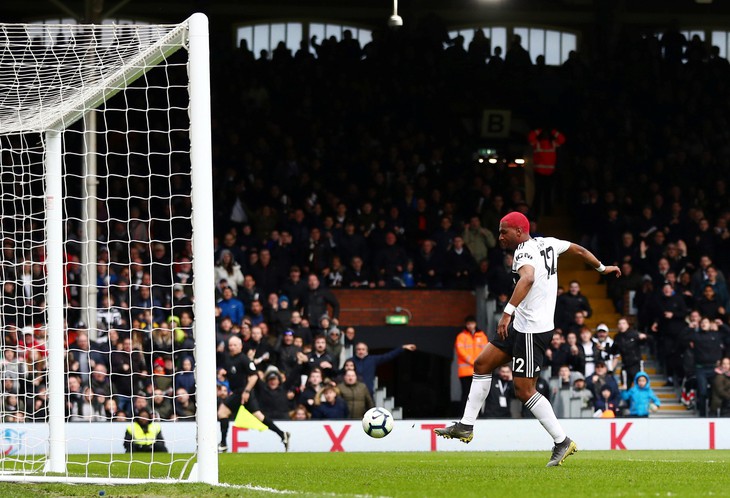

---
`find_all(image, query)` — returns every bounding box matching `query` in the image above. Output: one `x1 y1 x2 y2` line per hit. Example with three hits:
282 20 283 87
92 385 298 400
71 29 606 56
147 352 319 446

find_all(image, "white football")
362 407 394 438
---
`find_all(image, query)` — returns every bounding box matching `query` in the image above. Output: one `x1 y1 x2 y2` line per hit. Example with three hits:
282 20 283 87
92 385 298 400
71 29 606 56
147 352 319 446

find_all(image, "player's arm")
497 264 535 340
564 243 621 278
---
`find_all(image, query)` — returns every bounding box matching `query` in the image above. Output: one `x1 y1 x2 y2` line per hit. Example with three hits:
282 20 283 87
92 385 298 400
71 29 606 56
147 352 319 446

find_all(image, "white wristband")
503 303 516 316
596 263 606 273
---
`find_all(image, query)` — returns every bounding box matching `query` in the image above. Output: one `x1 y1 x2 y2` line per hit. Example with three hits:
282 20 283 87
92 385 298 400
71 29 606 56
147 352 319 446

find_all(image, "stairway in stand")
538 211 692 417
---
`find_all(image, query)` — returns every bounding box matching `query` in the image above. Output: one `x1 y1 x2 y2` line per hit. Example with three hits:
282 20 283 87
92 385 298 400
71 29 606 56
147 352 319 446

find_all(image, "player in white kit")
436 211 621 466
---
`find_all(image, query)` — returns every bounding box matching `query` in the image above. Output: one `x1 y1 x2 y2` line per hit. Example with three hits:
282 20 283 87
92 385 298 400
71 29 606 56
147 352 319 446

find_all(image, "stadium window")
712 31 729 58
29 18 153 46
236 22 304 59
309 23 372 55
237 22 370 57
513 27 577 65
446 27 508 57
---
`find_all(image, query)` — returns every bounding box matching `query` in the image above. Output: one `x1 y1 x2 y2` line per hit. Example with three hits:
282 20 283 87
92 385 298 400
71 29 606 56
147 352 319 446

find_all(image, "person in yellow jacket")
123 408 168 453
455 316 489 407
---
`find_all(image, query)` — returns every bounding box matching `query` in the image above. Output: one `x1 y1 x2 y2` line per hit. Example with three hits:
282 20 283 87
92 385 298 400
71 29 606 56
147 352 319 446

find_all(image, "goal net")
0 14 217 484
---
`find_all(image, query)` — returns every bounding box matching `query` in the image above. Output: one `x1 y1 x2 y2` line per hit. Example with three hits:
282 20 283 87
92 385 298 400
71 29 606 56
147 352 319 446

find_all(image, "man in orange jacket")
455 316 489 407
528 128 566 217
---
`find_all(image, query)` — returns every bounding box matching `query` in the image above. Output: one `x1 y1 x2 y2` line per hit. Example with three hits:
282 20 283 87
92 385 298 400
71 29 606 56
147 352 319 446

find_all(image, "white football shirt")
511 236 571 334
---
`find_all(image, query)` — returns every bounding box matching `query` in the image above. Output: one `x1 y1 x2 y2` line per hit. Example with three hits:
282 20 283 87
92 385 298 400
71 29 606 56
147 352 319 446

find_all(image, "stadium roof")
3 0 729 27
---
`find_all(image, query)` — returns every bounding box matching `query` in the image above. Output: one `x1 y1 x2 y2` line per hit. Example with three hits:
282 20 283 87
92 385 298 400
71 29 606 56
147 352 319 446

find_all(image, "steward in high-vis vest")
123 408 168 453
528 128 566 217
455 316 488 406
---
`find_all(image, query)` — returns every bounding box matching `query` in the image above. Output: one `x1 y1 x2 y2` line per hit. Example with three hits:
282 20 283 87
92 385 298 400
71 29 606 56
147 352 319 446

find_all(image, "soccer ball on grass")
362 407 394 438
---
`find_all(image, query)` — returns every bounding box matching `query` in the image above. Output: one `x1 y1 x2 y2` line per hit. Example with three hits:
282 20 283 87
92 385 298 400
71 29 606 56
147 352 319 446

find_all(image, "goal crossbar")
0 22 187 134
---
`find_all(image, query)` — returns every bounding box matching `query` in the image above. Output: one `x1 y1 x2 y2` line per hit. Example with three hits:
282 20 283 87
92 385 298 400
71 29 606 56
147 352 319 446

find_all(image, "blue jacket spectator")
311 386 349 419
350 342 416 394
621 371 661 417
217 287 245 325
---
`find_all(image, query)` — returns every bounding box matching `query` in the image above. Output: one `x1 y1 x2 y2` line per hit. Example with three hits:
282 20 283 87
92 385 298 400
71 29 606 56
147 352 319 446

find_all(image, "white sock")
460 374 492 425
525 392 566 444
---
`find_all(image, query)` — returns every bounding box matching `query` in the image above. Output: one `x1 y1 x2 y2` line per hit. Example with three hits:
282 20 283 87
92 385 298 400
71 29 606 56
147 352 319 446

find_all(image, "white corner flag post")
188 12 219 485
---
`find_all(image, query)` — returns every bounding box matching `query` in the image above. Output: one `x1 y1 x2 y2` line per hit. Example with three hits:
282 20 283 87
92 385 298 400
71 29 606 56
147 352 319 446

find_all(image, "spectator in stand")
373 232 408 288
267 294 293 338
607 317 647 388
711 357 730 417
483 365 514 418
454 315 489 407
696 285 727 321
152 388 174 420
302 227 332 276
215 231 246 268
312 385 348 419
586 361 620 408
217 286 245 326
301 274 340 330
593 324 615 371
607 261 643 313
298 367 327 410
337 369 374 419
350 342 416 395
238 275 263 310
565 310 589 336
281 266 307 308
702 266 729 309
444 236 476 289
343 256 375 288
414 239 443 288
174 356 195 395
171 284 194 319
246 299 265 326
544 332 569 378
109 336 148 417
646 282 688 386
621 372 661 417
691 255 726 297
549 366 583 418
528 128 565 217
687 317 725 417
256 370 295 421
306 335 336 379
248 325 275 372
578 328 601 377
555 281 592 332
215 249 245 296
338 221 369 269
323 255 346 288
250 248 280 297
462 215 496 265
563 331 585 374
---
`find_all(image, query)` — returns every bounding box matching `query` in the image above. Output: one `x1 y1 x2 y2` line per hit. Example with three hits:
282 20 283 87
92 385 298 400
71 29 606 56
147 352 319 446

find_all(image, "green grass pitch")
0 450 728 497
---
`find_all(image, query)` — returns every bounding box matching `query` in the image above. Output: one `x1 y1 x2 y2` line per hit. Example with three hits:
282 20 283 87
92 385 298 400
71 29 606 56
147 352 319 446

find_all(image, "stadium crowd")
1 16 730 423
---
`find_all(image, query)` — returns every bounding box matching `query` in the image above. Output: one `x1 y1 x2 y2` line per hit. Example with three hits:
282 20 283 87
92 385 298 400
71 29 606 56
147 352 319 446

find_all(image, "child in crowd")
621 371 661 417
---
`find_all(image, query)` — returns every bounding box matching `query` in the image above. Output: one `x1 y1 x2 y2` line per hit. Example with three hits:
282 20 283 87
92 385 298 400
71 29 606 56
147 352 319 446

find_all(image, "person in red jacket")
528 128 566 217
455 316 489 407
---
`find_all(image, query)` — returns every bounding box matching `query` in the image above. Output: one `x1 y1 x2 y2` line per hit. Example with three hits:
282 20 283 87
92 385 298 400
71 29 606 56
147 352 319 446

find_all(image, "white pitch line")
219 482 391 498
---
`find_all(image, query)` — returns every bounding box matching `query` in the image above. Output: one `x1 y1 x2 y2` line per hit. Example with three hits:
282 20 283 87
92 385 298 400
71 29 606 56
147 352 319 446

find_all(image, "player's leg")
512 330 577 466
435 340 511 443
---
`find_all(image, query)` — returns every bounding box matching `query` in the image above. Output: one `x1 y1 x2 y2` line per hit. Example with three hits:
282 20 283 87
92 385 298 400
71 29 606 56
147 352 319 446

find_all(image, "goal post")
0 13 217 484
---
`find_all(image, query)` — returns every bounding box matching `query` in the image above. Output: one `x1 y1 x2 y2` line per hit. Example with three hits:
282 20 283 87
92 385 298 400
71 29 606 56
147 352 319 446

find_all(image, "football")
361 407 394 438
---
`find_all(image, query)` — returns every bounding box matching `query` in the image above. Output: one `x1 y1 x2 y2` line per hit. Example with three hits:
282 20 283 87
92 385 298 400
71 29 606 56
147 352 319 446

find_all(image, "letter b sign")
481 110 511 138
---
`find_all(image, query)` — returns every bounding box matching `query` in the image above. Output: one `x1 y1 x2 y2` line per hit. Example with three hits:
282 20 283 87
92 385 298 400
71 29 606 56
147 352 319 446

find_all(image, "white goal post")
0 14 217 484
